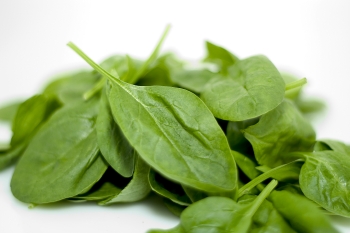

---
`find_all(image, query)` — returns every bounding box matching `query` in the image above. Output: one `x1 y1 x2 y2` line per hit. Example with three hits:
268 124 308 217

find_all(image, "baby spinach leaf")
149 180 278 233
68 42 237 193
250 198 297 233
11 99 108 204
232 150 261 180
269 190 338 233
43 70 100 104
226 118 258 155
0 142 26 170
99 155 151 204
71 167 130 202
96 88 135 177
298 151 350 217
11 94 60 146
200 55 285 121
163 198 187 217
244 100 315 167
170 69 215 93
0 101 22 124
181 185 208 203
203 41 239 74
149 169 192 206
315 139 350 154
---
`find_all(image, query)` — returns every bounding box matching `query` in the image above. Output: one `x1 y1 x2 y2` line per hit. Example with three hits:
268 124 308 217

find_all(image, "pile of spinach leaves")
0 26 346 233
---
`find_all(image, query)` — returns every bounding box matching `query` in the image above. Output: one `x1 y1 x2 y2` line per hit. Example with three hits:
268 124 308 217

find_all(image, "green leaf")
96 87 135 177
298 151 350 217
201 55 285 121
43 70 100 104
68 42 237 193
11 99 108 204
149 169 191 206
203 41 239 74
226 118 258 155
99 155 151 204
71 167 130 202
231 150 261 180
170 69 215 93
269 190 338 233
149 180 277 233
0 101 22 124
250 198 297 233
11 94 60 146
163 198 187 217
0 142 26 170
244 100 315 167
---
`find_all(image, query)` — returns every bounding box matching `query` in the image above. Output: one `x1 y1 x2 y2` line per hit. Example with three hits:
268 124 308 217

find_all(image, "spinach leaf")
43 70 100 104
163 198 187 217
203 41 239 74
315 139 350 154
226 118 258 155
149 168 191 206
68 42 237 193
148 180 278 233
0 142 26 170
0 101 22 124
298 151 350 217
200 55 285 121
96 87 135 177
99 155 151 205
70 166 130 202
250 198 297 233
11 94 60 146
269 189 338 233
231 150 260 180
181 185 208 203
170 69 215 93
244 100 315 167
11 99 108 204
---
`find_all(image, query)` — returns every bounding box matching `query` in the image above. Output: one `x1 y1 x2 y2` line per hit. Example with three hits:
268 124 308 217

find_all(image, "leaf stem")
285 78 307 91
247 179 278 216
67 42 120 84
237 160 301 198
127 24 171 84
83 77 106 100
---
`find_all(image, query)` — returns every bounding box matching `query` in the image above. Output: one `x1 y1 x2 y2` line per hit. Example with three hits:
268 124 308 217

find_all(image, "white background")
1 0 350 232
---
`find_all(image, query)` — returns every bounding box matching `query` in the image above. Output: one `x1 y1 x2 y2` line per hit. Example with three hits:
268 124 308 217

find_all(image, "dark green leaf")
149 169 191 206
99 155 151 204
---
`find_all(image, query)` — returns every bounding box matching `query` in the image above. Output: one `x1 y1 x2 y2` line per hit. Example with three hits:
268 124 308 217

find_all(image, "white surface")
1 0 350 232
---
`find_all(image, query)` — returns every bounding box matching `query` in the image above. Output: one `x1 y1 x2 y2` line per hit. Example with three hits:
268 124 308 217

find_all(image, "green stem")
127 24 171 84
237 160 301 198
285 78 307 91
83 77 106 100
247 179 278 216
67 42 120 84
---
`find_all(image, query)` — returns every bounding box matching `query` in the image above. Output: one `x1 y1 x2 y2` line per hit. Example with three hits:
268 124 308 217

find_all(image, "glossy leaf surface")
299 151 350 217
244 100 315 167
11 99 108 204
201 55 285 121
69 42 237 193
96 88 135 177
